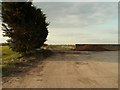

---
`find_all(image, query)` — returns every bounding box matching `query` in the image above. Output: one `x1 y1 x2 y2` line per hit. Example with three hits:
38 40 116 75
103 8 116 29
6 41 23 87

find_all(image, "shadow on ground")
2 49 53 77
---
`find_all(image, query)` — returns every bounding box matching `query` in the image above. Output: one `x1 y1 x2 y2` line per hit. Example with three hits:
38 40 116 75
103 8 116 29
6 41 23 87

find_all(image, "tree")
2 1 49 54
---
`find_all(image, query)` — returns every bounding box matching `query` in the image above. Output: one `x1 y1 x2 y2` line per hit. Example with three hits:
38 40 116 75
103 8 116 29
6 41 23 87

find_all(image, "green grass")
2 46 21 66
1 46 53 76
49 45 75 51
1 45 74 76
1 46 21 76
2 45 74 65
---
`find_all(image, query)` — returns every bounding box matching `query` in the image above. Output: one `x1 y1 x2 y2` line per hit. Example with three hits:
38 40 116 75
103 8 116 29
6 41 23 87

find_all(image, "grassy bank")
2 46 53 76
1 45 74 76
2 46 21 66
1 46 21 76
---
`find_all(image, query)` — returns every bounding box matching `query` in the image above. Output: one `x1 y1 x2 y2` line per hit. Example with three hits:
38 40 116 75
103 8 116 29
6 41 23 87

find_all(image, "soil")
2 51 118 88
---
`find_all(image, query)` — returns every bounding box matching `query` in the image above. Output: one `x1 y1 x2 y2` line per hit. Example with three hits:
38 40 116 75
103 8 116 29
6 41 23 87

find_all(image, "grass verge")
2 46 53 77
49 45 75 51
2 46 21 76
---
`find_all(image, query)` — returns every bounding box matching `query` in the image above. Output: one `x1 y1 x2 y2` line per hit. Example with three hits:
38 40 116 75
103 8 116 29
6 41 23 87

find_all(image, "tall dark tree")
2 1 49 54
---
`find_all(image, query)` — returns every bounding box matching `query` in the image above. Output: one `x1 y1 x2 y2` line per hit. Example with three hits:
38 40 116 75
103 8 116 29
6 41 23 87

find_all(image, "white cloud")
33 2 117 28
33 0 119 2
33 2 118 44
1 2 118 44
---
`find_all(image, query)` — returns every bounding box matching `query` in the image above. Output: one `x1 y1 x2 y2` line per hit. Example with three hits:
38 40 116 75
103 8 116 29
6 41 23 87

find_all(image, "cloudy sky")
1 1 118 44
33 2 118 44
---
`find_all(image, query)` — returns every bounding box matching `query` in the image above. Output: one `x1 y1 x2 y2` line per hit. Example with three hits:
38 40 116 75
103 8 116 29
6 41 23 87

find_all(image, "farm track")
2 51 118 88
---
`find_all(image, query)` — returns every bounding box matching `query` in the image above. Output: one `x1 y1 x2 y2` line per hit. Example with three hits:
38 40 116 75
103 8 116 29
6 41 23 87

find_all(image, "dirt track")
2 51 118 88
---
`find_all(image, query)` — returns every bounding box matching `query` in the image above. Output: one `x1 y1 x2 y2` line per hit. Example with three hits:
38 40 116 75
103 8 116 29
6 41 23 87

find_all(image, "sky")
33 2 118 44
0 1 118 44
33 0 119 2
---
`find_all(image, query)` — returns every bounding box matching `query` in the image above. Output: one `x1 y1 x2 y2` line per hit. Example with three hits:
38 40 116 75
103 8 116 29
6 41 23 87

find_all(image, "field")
48 45 75 50
2 45 119 88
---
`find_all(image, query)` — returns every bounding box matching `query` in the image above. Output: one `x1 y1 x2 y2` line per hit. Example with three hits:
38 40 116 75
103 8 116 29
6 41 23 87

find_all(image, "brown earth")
75 44 118 51
80 45 110 51
2 51 118 88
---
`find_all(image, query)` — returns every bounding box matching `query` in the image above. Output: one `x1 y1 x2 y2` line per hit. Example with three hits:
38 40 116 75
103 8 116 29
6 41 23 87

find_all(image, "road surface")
3 51 118 88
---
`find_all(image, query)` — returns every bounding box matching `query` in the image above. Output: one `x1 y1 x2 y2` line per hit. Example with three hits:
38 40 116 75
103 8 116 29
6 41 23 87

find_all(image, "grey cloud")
33 2 117 28
32 2 117 44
